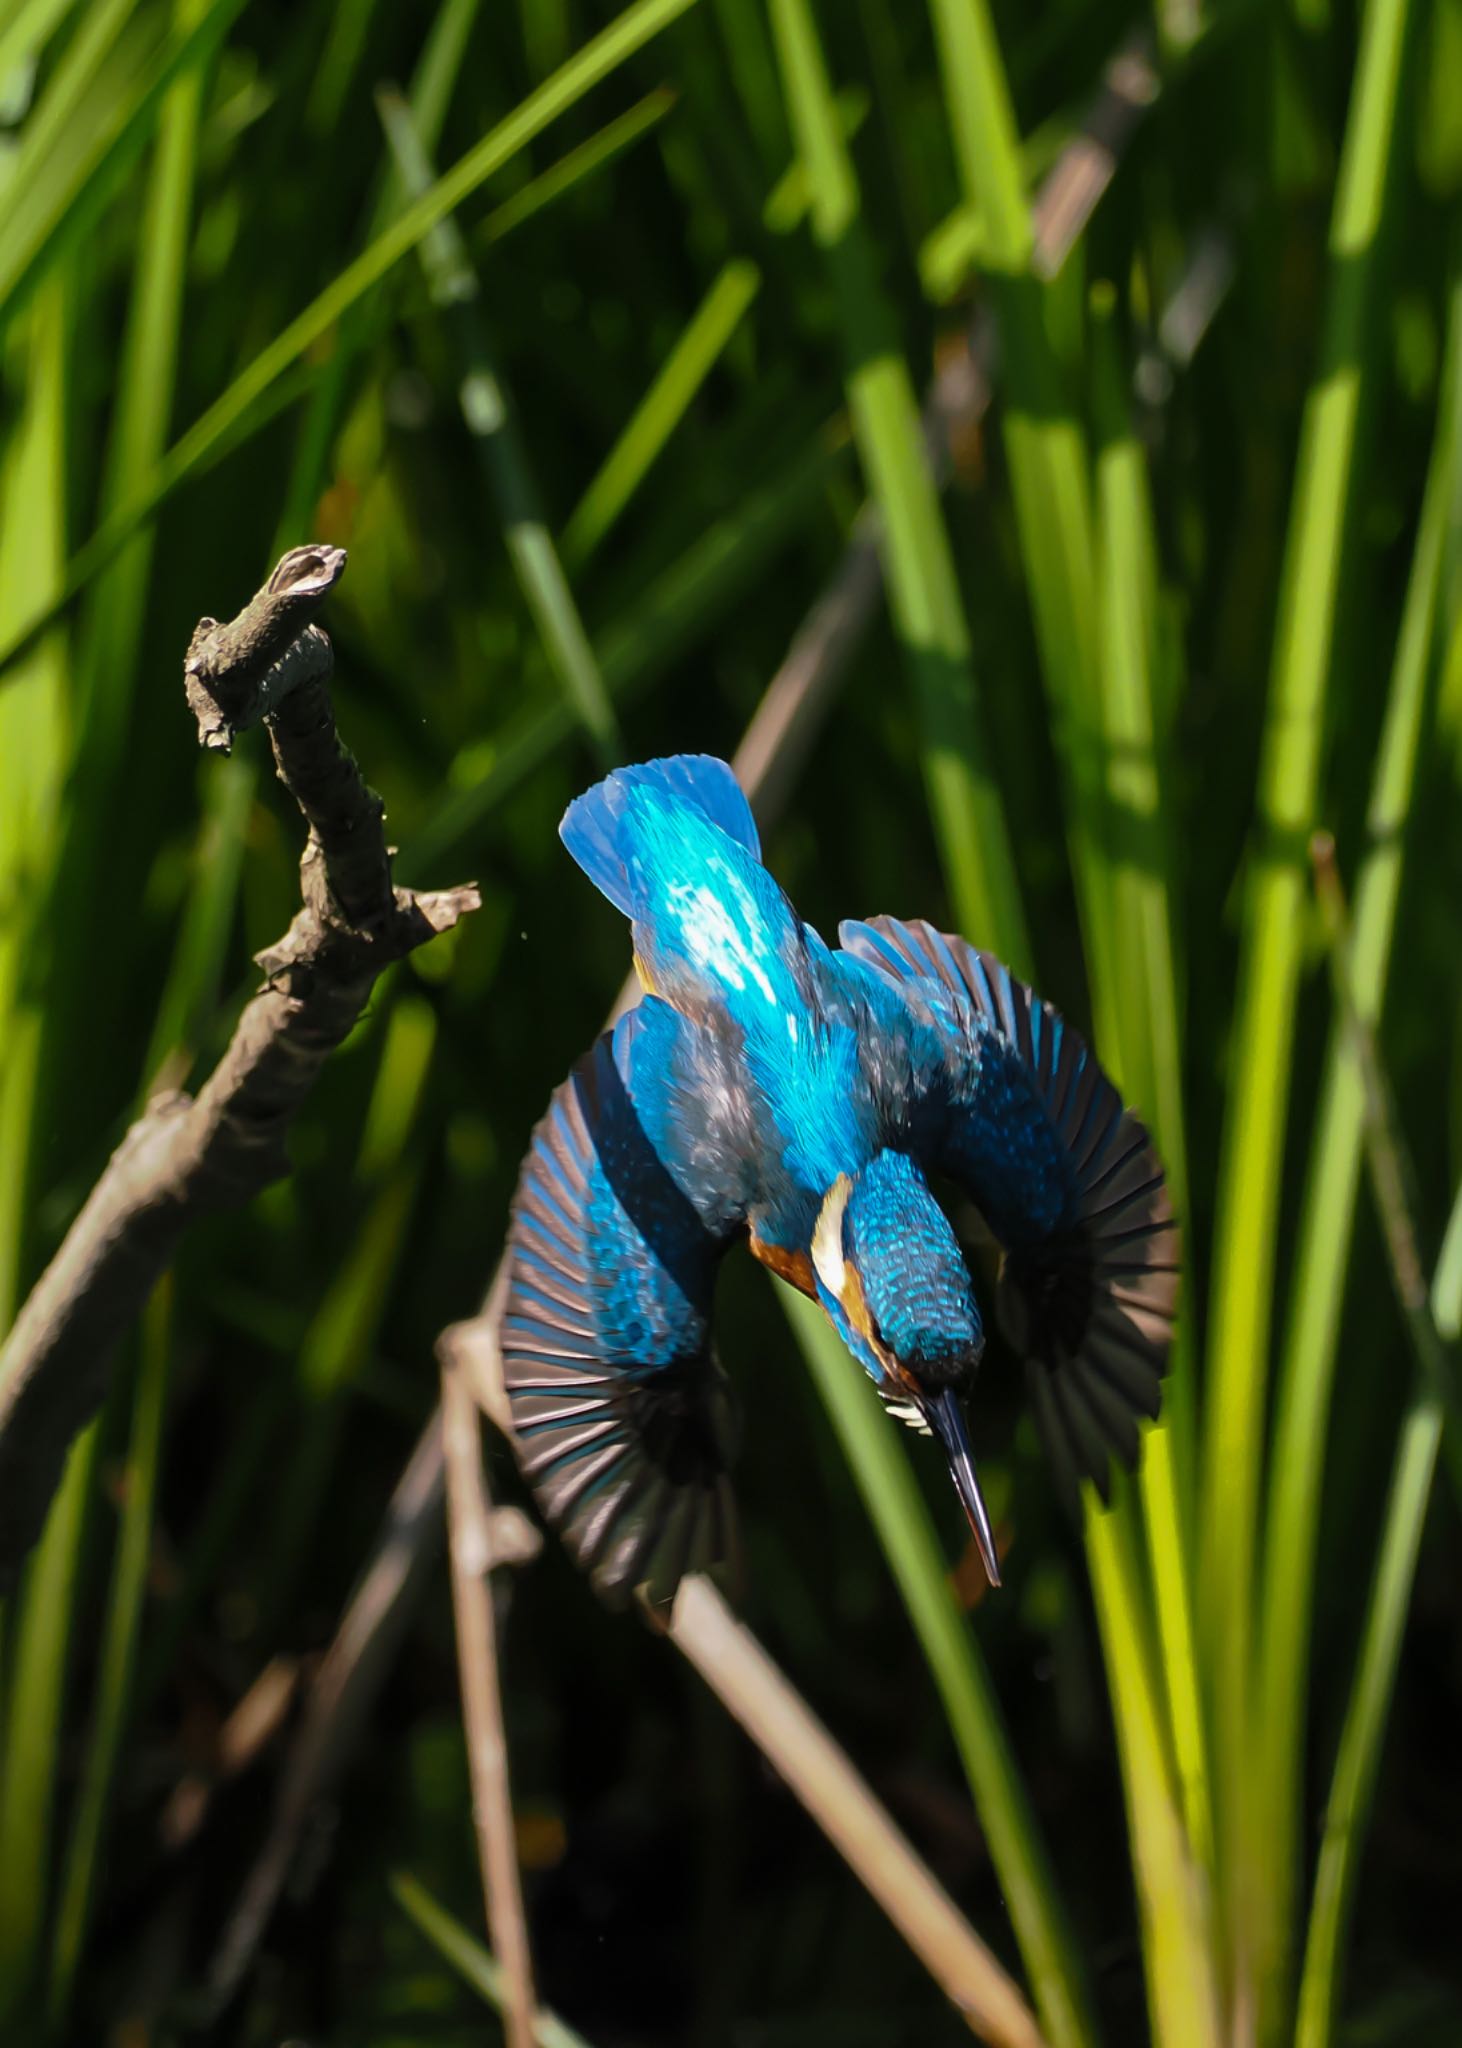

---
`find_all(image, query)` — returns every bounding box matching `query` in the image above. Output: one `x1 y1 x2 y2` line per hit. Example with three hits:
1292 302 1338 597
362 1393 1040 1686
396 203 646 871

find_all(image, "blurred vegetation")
0 0 1460 2043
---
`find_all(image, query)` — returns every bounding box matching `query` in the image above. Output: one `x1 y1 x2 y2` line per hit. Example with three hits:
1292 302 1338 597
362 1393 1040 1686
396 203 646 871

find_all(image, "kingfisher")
501 756 1177 1608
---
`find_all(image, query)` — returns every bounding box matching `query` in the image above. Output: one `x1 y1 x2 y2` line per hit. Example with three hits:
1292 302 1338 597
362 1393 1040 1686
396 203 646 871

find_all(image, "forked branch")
0 545 480 1585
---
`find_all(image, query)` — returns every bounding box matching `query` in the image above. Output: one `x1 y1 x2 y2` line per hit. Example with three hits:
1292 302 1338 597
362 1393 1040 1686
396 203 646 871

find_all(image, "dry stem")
0 544 479 1585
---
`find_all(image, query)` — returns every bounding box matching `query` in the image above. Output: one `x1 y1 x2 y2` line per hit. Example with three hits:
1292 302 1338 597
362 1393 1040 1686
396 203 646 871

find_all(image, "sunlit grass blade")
0 281 68 1335
768 0 1030 972
918 68 1216 1965
0 0 84 85
1089 284 1210 1884
1085 1507 1221 2048
562 256 761 568
0 0 245 338
780 1290 1096 2048
1256 267 1462 2029
1 0 135 199
379 89 620 758
0 0 705 682
760 82 865 233
924 0 1111 1020
391 1871 595 2048
1197 0 1417 2018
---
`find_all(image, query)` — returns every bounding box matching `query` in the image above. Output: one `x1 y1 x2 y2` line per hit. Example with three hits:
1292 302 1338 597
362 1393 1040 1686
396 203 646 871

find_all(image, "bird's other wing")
501 995 754 1610
837 916 1178 1506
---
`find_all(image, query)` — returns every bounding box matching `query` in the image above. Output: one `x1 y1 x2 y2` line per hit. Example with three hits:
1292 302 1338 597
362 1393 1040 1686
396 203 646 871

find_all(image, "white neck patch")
811 1175 853 1299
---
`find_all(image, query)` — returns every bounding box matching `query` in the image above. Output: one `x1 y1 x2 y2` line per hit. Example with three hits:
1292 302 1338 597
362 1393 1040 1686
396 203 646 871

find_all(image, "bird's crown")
813 1149 983 1388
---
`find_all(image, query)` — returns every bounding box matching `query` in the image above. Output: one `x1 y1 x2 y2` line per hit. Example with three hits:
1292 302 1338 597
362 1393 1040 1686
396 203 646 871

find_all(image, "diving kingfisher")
500 756 1178 1607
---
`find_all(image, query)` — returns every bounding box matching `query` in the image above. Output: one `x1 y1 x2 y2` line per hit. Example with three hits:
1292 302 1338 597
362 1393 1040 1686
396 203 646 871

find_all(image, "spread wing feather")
501 1002 745 1608
838 915 1179 1505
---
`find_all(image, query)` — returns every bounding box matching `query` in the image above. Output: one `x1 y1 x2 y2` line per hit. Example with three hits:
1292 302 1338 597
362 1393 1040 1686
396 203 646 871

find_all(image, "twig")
160 1657 303 1853
0 545 480 1586
669 1575 1047 2047
440 1343 538 2048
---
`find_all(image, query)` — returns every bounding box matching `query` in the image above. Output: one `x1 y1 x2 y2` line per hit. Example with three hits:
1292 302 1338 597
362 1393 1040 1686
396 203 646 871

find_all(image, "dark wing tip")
1004 1102 1178 1502
502 1057 740 1613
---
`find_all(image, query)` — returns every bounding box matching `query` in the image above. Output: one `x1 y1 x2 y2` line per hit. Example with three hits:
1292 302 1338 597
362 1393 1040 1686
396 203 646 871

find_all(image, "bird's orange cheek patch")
841 1260 896 1373
749 1235 816 1298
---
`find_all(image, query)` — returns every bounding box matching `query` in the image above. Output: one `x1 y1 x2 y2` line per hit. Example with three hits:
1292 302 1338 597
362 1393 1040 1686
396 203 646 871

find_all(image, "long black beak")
923 1389 1001 1589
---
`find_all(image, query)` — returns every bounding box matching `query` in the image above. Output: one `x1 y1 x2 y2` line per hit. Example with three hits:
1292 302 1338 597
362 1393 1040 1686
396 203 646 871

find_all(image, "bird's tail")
559 754 760 917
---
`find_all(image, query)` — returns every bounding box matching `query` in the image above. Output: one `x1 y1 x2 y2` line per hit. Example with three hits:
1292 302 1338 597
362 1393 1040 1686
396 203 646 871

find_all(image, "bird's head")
810 1149 1001 1587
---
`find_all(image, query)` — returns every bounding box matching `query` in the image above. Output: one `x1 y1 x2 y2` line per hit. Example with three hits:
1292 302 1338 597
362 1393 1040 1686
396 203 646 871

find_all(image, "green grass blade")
21 19 208 2013
1085 1507 1222 2048
396 419 848 883
305 0 380 137
0 279 68 1334
563 255 761 568
47 1282 172 2022
0 0 246 338
760 82 866 233
1090 286 1210 1885
477 86 677 248
1293 1172 1462 2045
34 0 210 1141
0 0 706 682
0 0 83 84
0 1429 95 2022
768 0 1030 972
379 88 621 757
390 1870 596 2048
1293 1391 1442 2048
1197 0 1417 2012
1255 267 1462 2032
924 0 1112 1020
140 756 253 1086
1 0 135 200
781 1289 1097 2048
0 279 71 2032
259 996 435 1626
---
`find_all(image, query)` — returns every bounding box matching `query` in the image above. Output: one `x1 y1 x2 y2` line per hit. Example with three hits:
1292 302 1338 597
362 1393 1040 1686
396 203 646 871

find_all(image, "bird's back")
561 759 877 1220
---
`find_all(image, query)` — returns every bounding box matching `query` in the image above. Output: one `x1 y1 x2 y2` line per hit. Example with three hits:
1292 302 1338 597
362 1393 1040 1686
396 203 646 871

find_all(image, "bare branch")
441 1346 539 2048
670 1577 1047 2047
0 547 480 1586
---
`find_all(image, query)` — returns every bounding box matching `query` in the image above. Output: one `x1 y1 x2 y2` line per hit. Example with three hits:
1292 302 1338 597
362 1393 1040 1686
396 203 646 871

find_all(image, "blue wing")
501 997 751 1608
836 916 1180 1504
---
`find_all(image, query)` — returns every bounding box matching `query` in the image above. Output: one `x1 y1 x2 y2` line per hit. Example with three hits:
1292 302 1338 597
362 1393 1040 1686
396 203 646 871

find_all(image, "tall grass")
0 0 1457 2040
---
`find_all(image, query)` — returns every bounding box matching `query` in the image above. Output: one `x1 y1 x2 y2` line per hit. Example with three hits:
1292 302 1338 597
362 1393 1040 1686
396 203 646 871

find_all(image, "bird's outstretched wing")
501 998 749 1609
837 916 1179 1505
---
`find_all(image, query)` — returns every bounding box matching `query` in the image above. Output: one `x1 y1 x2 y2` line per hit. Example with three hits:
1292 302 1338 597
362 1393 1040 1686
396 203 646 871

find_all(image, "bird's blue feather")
504 760 1179 1601
843 1151 982 1377
560 754 759 917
